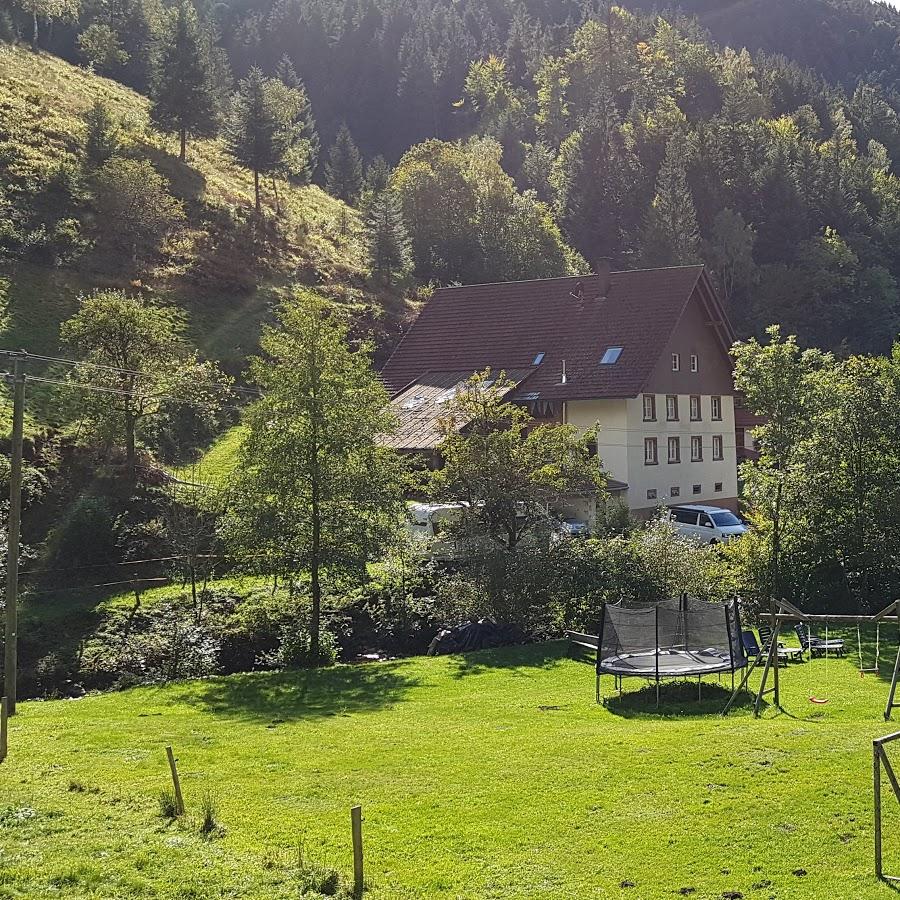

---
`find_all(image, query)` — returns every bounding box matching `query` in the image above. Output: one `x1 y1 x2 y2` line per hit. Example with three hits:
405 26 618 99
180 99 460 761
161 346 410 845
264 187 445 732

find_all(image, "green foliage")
77 23 129 72
432 369 604 553
223 289 405 662
89 156 185 260
157 788 179 819
365 189 412 284
225 66 292 212
324 124 364 205
82 99 119 169
198 790 221 837
731 325 900 611
149 1 226 161
640 137 701 267
60 289 231 463
392 138 584 283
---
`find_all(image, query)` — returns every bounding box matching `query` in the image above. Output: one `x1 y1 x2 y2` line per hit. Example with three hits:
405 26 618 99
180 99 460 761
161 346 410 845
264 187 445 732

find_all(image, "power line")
23 374 250 415
0 349 262 398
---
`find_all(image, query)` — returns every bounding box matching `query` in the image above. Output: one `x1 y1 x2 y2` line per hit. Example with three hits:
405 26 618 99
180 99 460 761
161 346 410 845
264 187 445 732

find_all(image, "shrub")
198 790 220 837
158 788 179 819
297 849 345 897
45 495 117 570
90 157 185 260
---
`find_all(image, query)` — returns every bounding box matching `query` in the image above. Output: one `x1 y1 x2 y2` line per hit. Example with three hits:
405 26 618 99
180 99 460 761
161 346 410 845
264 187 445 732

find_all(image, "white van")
407 502 468 560
669 505 747 544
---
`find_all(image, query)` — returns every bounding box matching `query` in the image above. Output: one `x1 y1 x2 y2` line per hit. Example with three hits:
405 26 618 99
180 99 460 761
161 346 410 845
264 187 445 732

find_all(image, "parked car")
669 504 747 544
550 516 590 544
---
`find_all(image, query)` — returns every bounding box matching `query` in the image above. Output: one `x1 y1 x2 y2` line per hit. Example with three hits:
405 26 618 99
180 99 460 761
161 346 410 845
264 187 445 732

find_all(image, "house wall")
564 288 739 516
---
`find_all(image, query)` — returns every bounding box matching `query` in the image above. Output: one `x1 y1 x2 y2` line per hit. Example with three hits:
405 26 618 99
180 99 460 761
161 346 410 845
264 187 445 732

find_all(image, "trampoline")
595 596 747 705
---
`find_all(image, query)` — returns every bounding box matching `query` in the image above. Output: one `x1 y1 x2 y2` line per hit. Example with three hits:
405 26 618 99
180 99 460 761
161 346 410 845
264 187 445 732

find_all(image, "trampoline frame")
595 596 747 707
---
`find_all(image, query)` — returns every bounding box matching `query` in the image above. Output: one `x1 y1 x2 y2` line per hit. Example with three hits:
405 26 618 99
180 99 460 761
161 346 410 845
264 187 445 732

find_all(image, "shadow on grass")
165 661 421 723
603 680 756 719
448 640 570 679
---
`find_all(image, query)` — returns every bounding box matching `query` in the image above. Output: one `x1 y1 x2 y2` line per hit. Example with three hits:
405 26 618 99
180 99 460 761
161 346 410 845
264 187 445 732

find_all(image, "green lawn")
1 641 899 899
170 426 245 486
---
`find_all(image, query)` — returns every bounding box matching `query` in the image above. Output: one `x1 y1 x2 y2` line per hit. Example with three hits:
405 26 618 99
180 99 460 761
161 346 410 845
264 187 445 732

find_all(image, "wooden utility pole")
3 354 25 715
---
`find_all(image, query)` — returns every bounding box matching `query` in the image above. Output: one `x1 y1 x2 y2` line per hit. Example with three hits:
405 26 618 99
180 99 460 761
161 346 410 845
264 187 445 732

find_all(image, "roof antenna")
560 359 567 384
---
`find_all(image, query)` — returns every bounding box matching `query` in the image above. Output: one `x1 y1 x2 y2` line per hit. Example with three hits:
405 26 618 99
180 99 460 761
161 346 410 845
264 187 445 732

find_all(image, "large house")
380 261 738 518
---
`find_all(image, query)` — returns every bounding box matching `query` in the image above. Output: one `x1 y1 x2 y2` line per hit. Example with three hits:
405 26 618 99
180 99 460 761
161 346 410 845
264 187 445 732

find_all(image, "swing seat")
809 697 829 704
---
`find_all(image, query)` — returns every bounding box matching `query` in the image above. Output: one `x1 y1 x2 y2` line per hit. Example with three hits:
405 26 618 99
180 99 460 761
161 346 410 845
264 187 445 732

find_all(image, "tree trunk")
125 411 136 467
272 177 280 215
32 11 39 48
253 168 261 213
189 562 198 621
310 450 321 664
179 129 187 162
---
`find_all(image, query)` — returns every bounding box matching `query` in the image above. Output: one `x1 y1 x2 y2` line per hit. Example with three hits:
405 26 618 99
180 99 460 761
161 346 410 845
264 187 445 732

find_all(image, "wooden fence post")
876 740 883 879
166 745 185 815
351 805 363 896
0 697 7 763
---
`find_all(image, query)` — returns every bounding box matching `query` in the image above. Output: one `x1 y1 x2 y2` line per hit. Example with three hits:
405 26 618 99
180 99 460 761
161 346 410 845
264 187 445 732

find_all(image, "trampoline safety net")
597 597 747 678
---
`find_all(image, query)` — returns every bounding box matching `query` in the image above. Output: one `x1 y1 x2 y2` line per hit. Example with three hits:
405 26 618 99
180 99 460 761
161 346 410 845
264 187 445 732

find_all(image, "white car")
669 504 747 544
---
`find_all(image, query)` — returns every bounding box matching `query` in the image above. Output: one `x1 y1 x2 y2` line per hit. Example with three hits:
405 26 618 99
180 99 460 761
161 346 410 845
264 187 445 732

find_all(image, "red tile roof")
381 266 720 401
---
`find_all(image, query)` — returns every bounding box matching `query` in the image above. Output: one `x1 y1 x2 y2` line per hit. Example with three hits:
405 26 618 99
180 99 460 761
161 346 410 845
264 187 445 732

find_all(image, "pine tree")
325 124 364 205
150 1 224 161
366 190 412 284
640 138 700 267
226 67 290 213
83 99 119 169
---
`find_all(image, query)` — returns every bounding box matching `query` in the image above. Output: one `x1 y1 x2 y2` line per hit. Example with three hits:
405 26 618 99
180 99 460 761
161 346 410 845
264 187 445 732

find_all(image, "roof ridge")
430 263 705 296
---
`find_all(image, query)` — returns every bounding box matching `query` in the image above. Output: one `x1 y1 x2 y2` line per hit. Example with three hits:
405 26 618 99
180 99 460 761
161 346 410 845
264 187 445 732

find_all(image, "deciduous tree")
223 289 404 663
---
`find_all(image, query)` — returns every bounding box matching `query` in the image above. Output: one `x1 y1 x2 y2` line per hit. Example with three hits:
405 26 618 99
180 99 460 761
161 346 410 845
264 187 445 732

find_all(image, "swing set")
723 597 900 718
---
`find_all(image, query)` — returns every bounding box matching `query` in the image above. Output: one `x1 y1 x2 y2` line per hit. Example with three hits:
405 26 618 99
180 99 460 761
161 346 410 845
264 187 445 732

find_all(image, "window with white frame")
690 395 701 421
672 353 680 372
711 395 722 420
690 353 699 372
712 434 723 460
666 395 678 421
668 436 680 464
691 435 703 461
644 437 658 465
642 394 656 421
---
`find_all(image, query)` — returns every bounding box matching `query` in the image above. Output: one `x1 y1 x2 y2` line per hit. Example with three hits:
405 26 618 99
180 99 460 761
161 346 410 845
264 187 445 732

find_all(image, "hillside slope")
0 46 404 390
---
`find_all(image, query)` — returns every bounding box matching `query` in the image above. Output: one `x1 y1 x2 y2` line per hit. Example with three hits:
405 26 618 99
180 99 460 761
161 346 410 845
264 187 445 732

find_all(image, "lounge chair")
741 630 764 662
758 624 804 663
794 623 844 658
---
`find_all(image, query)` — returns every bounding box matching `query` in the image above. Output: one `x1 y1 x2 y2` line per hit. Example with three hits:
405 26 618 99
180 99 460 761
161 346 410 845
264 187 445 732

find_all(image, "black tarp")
427 619 526 655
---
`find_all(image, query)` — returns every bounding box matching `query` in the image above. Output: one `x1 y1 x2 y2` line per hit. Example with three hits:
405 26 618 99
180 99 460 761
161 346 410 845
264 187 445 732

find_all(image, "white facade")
566 393 739 514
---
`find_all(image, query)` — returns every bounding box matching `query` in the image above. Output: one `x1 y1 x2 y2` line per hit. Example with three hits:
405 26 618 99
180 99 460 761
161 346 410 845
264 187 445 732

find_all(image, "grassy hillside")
0 45 405 390
0 641 896 898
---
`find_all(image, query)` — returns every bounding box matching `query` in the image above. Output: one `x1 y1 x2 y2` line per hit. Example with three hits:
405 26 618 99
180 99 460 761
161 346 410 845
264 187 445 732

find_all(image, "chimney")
596 257 612 299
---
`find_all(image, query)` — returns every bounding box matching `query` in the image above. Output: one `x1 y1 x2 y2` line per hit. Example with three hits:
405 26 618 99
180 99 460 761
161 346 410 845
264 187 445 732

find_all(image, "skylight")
533 352 545 365
600 347 623 365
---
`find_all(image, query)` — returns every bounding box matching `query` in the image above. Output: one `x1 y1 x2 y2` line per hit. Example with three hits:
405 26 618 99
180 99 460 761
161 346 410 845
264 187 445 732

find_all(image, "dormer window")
600 347 623 365
672 353 681 372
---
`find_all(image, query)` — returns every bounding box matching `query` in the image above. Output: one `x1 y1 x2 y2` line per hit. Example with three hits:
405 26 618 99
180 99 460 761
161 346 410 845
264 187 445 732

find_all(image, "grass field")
1 639 899 899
